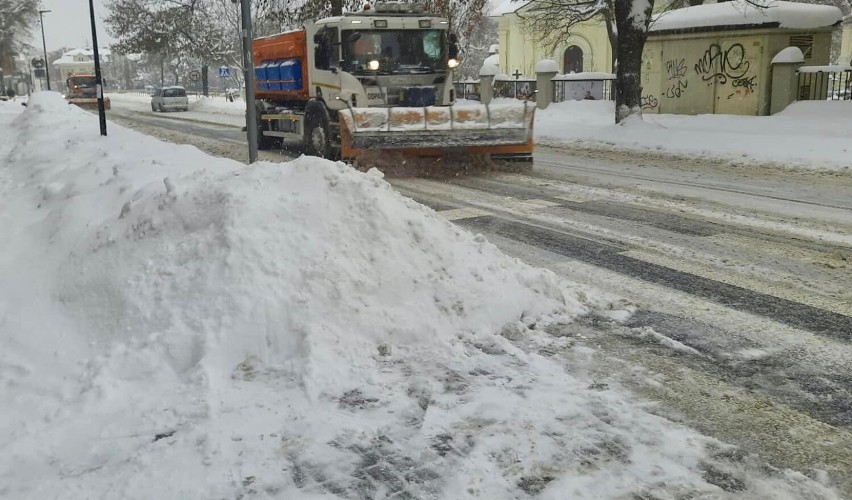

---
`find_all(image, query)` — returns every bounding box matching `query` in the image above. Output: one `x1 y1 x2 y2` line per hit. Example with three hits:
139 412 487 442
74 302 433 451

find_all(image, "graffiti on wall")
694 43 750 84
666 59 688 80
732 75 757 92
641 94 659 110
664 58 689 98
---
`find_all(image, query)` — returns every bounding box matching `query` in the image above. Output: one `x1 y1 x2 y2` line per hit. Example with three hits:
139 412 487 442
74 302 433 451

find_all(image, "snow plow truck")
65 74 111 110
251 1 534 163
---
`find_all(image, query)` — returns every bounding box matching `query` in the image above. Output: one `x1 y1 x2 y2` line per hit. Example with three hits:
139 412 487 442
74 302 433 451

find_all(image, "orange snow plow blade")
338 101 534 162
67 97 111 110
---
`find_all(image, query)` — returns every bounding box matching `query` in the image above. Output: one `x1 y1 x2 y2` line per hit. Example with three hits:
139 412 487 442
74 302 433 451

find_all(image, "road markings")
436 207 493 221
706 233 852 269
622 248 852 317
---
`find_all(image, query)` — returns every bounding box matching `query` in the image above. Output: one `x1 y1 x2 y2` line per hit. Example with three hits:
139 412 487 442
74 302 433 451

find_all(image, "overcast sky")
30 0 114 53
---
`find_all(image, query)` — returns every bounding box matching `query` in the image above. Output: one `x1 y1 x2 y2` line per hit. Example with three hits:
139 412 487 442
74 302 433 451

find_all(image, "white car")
151 86 189 112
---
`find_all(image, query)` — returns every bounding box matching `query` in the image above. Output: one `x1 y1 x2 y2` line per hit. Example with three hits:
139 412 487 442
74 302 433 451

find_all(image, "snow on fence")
796 65 852 101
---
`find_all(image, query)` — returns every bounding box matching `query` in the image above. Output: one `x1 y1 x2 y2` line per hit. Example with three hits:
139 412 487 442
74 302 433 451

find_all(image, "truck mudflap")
338 101 534 162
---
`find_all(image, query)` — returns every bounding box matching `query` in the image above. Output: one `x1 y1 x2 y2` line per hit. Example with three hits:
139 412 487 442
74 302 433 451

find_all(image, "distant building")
642 0 842 115
51 48 137 91
489 0 613 78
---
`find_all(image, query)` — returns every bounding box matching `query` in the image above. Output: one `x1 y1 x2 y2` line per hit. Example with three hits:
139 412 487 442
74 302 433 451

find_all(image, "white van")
151 86 189 112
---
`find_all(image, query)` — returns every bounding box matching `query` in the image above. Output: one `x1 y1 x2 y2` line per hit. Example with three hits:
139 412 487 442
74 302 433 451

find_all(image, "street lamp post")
88 0 107 136
232 0 258 163
38 9 51 90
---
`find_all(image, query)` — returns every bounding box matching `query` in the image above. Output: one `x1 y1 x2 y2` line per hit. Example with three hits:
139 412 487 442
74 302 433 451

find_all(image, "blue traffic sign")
218 66 230 78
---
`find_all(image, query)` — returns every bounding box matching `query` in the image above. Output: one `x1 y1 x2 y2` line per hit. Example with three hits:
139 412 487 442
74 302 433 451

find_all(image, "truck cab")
250 1 532 163
308 2 459 113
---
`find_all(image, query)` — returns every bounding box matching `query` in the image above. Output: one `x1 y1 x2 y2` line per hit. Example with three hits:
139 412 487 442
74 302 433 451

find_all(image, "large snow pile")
0 92 840 499
535 99 852 170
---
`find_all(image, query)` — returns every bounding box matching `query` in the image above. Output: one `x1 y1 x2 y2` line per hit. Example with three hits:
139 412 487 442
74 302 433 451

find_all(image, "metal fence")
553 78 615 102
453 81 480 101
494 78 537 100
797 68 852 101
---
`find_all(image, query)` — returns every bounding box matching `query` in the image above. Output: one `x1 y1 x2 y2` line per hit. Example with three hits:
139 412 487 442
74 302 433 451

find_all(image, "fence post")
479 65 497 105
535 59 558 109
769 47 804 115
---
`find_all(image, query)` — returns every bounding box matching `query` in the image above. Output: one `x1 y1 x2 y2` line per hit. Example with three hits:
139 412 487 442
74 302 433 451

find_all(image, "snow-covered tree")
105 0 238 92
0 0 39 72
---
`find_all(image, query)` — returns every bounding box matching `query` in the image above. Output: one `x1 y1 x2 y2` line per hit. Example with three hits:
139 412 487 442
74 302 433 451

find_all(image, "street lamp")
232 0 258 163
38 9 51 90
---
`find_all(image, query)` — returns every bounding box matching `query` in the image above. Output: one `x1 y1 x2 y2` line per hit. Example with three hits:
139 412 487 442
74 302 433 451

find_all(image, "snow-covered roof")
651 0 843 32
53 47 111 66
490 0 532 16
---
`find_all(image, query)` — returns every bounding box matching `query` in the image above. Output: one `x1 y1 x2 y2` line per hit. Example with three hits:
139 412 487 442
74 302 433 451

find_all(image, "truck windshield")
68 77 96 89
342 29 445 75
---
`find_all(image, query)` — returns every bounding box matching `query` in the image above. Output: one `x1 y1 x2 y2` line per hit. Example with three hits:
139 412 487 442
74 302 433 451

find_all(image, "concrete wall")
642 28 833 116
496 12 612 78
841 24 852 65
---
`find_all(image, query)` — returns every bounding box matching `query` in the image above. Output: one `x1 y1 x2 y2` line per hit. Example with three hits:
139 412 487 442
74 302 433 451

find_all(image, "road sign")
189 70 200 81
218 66 230 78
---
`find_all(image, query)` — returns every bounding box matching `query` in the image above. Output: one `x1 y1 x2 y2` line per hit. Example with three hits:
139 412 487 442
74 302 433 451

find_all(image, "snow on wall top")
553 72 616 81
798 64 852 73
535 59 559 73
651 0 843 32
771 46 805 64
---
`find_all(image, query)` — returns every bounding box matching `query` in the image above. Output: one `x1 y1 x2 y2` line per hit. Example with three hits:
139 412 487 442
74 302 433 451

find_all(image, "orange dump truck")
251 1 533 162
65 74 111 110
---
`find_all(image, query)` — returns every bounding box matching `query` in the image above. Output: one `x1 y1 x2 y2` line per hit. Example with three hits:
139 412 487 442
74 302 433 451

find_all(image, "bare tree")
614 0 653 122
515 0 653 122
517 0 617 70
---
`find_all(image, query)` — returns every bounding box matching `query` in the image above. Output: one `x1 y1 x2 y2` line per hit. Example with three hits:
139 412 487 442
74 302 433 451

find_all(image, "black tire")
151 104 157 112
304 106 332 159
158 103 164 112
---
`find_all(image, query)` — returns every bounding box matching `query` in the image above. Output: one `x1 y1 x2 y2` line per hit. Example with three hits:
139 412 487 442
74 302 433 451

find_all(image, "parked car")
151 86 189 112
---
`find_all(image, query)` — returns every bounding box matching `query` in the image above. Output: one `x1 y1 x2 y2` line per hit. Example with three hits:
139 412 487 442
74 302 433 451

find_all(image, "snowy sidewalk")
534 99 852 172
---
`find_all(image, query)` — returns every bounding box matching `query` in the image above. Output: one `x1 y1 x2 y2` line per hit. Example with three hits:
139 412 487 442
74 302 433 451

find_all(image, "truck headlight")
367 60 380 71
447 58 460 68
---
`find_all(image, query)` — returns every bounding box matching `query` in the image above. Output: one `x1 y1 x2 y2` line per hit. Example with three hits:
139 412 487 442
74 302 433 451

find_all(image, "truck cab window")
314 27 339 71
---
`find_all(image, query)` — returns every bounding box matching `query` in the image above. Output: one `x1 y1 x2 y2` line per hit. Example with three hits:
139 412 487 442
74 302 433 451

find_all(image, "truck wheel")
305 108 331 159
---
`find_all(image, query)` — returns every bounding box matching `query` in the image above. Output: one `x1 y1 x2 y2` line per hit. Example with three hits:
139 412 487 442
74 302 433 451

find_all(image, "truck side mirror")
448 33 459 60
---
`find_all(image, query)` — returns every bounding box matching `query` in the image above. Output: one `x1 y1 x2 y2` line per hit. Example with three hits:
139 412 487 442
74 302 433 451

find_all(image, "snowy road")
104 103 852 495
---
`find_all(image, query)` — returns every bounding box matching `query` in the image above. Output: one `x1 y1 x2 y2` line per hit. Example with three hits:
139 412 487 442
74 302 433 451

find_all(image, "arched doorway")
563 45 583 74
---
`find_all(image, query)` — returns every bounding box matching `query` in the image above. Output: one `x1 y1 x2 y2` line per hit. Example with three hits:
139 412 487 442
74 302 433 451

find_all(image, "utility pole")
38 10 51 90
88 0 107 136
233 0 258 163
